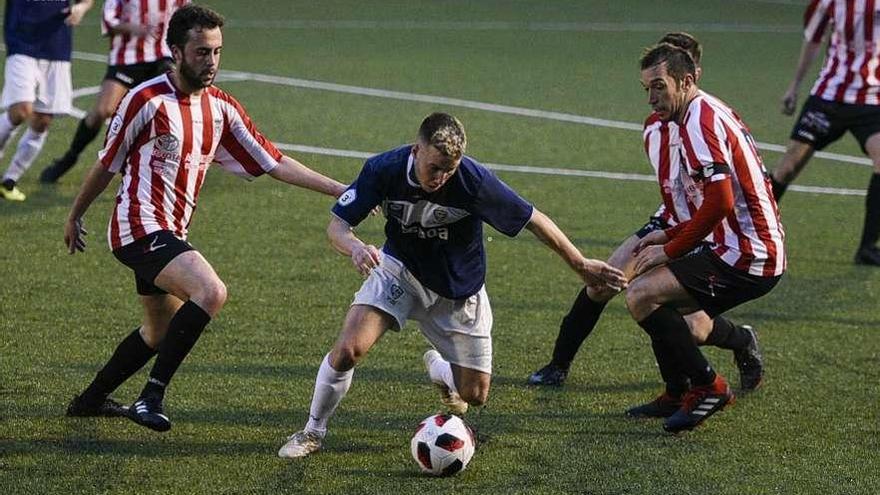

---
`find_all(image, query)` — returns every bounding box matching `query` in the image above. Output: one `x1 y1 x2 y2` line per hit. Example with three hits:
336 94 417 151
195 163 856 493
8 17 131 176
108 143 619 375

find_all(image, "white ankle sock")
3 128 47 182
304 354 353 437
427 352 458 394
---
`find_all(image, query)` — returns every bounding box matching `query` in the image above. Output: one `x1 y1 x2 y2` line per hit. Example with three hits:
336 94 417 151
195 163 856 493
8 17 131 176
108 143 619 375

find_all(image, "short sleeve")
331 159 385 227
471 169 533 237
803 0 832 43
680 101 732 184
101 0 122 36
97 85 160 173
212 90 282 180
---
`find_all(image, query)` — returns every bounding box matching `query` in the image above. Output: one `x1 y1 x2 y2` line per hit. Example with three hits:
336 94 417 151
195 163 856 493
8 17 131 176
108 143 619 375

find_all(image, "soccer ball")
410 413 475 476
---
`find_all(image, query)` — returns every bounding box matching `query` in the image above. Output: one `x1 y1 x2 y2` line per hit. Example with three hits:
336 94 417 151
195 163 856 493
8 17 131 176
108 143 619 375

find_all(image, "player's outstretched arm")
64 0 94 26
65 161 116 254
327 215 381 277
781 40 823 115
269 155 347 198
524 209 627 290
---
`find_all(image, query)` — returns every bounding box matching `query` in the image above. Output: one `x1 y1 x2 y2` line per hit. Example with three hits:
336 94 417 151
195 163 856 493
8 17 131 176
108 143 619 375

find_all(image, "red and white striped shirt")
643 114 695 227
806 0 880 104
99 73 282 249
102 0 189 66
678 91 786 277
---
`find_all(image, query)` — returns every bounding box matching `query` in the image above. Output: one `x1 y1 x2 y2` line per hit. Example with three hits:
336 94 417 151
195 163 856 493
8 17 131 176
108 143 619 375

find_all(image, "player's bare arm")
327 215 381 277
64 0 94 26
64 161 116 254
268 155 347 198
524 209 627 289
782 40 823 115
107 23 155 38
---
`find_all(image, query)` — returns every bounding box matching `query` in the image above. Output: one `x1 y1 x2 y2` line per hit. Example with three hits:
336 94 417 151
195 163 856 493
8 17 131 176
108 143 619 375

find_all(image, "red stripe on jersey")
125 125 155 243
834 49 856 101
110 195 122 249
171 97 194 236
191 92 214 209
657 123 675 222
698 101 727 164
210 88 282 175
101 81 170 169
844 0 854 43
149 102 171 231
134 0 148 63
153 0 168 60
722 120 777 276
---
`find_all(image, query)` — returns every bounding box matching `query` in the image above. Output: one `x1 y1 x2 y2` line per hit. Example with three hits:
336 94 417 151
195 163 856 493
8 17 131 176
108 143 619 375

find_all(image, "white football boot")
278 430 323 458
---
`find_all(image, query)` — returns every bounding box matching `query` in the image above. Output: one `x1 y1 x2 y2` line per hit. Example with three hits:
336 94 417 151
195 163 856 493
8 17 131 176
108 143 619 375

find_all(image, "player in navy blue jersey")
278 112 628 458
0 0 94 201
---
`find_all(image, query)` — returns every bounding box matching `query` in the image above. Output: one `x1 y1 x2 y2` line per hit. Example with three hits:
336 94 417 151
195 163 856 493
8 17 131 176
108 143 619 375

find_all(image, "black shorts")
104 58 174 88
790 95 880 153
667 245 781 318
634 215 670 239
112 230 194 296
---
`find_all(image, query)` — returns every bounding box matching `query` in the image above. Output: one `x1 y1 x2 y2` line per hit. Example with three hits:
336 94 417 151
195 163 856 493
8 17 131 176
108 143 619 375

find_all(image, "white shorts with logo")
1 54 72 114
353 253 494 374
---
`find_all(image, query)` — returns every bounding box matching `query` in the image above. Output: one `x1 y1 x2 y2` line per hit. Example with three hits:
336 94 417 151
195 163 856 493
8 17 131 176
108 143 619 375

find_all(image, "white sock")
427 352 458 394
0 113 21 158
3 128 47 183
304 354 353 438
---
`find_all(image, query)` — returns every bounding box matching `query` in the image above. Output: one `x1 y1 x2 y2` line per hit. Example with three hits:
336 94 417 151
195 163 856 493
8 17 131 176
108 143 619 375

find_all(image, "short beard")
179 62 212 90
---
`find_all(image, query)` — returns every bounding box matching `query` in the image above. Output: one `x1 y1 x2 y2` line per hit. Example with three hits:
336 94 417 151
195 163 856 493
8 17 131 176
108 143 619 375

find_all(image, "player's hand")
65 217 88 254
578 258 627 291
781 87 798 116
633 229 668 255
632 245 668 277
63 3 90 26
351 244 381 277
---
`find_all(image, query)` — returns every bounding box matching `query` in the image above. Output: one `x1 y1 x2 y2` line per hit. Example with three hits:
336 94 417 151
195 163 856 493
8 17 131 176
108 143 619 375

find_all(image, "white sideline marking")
58 48 865 197
272 143 866 197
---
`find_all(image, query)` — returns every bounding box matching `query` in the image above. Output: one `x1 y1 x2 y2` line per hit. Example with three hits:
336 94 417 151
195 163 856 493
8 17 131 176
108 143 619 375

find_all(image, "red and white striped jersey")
806 0 880 104
102 0 189 66
643 113 695 227
678 91 786 277
99 73 282 250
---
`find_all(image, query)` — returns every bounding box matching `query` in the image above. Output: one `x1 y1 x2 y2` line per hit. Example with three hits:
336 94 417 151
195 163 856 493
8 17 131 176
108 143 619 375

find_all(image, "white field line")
61 49 865 197
273 143 866 197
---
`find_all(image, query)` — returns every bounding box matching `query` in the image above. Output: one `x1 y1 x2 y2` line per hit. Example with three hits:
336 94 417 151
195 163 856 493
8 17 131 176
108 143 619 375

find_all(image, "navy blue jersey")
4 0 74 61
333 145 534 299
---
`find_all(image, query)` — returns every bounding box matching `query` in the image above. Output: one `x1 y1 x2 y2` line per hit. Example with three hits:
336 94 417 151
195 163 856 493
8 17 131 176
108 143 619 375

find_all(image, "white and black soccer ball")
410 413 475 476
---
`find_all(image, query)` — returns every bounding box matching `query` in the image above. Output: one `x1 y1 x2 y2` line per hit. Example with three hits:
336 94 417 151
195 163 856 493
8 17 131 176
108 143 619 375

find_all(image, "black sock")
81 327 157 402
859 173 880 248
703 317 751 350
2 179 15 190
550 287 607 369
770 175 788 200
55 119 103 174
650 339 689 397
639 306 716 387
140 301 211 401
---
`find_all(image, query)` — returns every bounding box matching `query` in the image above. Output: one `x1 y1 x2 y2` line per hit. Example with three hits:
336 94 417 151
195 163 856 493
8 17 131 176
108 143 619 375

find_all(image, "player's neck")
168 70 206 97
674 87 700 124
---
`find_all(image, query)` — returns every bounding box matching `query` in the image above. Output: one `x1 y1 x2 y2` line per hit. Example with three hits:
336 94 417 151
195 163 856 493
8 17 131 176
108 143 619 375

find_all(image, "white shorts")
1 54 72 114
352 253 494 374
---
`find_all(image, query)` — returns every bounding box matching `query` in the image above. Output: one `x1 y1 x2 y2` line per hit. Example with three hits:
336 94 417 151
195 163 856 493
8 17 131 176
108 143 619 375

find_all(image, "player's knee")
30 115 52 133
458 385 488 407
330 344 363 371
624 281 652 320
586 284 617 303
196 279 227 315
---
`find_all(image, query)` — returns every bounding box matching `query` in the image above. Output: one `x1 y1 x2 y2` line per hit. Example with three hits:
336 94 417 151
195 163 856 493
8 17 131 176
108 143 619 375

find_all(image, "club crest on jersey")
433 208 448 223
337 189 357 206
156 134 180 153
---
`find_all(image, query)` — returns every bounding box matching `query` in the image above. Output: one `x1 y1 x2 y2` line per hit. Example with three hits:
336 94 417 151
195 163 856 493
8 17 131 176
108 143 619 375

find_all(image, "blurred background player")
63 4 346 432
40 0 189 184
528 33 763 393
0 0 94 201
628 44 785 432
278 112 627 458
769 0 880 265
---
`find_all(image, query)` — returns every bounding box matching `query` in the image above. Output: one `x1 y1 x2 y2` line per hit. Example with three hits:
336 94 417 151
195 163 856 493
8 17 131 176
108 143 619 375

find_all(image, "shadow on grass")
0 184 70 217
